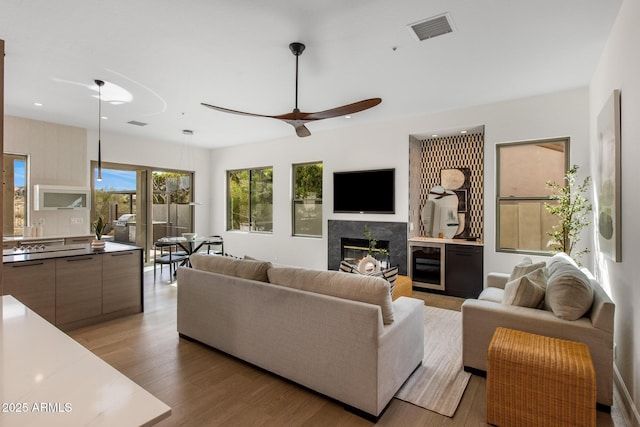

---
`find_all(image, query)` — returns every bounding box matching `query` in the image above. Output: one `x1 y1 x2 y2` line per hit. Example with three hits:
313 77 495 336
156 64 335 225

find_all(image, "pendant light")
95 79 105 181
181 128 201 206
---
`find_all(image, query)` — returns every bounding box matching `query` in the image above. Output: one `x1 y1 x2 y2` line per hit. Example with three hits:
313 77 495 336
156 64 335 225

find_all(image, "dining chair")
201 235 224 256
154 241 189 282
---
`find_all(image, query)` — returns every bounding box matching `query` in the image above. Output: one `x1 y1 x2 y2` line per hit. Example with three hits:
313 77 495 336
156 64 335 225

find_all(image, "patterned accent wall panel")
409 133 484 240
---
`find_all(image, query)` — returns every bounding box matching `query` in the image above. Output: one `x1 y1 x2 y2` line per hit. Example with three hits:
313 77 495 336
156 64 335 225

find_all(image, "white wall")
590 0 640 416
5 116 89 236
209 86 591 274
3 116 211 238
86 129 212 236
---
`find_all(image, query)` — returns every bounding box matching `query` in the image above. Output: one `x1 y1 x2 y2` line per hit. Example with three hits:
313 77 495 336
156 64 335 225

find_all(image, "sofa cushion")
190 253 271 282
503 267 547 308
508 257 547 282
339 261 398 296
478 287 505 304
268 267 394 324
544 253 594 320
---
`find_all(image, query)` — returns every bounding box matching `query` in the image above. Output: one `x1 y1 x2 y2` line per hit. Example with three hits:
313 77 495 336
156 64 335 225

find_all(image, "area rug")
395 305 471 417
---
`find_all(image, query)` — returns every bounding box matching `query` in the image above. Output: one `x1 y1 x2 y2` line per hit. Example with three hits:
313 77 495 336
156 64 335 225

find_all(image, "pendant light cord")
95 79 104 181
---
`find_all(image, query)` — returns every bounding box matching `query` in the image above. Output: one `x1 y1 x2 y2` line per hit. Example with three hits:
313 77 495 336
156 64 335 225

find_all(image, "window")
227 167 273 232
292 162 323 237
3 153 28 236
496 138 569 254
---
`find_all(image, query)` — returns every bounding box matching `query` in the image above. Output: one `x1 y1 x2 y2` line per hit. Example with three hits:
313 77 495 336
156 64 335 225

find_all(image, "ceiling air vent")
409 13 454 42
127 120 148 127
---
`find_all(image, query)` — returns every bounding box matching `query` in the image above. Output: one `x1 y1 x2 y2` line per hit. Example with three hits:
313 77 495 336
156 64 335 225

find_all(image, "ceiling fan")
201 42 382 137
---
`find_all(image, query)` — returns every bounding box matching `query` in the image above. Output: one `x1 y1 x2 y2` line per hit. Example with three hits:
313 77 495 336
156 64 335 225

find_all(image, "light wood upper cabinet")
2 259 56 323
55 256 102 326
102 250 141 314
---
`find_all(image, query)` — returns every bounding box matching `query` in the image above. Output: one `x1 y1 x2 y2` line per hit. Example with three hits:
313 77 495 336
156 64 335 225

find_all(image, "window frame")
495 137 570 256
292 161 323 238
226 166 273 234
3 152 29 237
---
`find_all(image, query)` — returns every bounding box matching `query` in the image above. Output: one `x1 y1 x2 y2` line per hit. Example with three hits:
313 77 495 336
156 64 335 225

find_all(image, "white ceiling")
0 0 622 148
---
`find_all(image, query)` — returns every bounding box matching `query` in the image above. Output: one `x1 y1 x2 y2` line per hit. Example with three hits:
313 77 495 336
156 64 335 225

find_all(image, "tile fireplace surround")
328 220 408 275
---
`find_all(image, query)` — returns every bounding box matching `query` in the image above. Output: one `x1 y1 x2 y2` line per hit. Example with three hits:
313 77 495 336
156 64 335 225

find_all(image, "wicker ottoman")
487 327 596 427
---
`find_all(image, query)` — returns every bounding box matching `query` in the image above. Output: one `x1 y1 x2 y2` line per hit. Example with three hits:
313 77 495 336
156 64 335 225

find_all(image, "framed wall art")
596 89 621 262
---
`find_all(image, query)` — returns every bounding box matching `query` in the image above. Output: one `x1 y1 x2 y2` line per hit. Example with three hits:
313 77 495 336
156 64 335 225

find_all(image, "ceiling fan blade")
294 124 311 137
202 43 382 138
201 103 276 119
303 98 382 120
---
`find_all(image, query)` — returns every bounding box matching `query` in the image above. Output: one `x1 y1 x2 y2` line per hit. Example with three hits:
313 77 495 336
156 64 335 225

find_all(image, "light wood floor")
68 268 623 426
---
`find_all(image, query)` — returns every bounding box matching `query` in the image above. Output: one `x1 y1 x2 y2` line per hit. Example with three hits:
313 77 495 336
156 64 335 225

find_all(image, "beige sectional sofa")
461 253 615 408
177 254 424 419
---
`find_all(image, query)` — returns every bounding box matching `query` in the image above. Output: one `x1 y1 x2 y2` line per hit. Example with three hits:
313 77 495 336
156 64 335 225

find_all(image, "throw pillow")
339 261 398 296
367 265 399 296
544 253 594 320
339 260 359 274
503 267 547 308
508 257 546 282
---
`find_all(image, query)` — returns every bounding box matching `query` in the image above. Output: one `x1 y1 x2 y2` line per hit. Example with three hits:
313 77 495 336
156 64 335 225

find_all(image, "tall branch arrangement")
363 225 389 257
544 164 592 264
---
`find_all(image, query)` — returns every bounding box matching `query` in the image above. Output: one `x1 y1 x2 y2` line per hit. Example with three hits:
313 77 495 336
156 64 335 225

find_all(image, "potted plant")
361 225 390 271
92 216 107 250
544 164 592 265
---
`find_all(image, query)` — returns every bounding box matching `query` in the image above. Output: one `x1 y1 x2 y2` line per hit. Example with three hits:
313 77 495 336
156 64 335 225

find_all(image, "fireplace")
341 237 390 269
328 220 407 275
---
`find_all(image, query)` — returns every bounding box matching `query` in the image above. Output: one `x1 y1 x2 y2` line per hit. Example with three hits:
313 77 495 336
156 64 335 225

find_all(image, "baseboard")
614 364 640 427
463 366 486 377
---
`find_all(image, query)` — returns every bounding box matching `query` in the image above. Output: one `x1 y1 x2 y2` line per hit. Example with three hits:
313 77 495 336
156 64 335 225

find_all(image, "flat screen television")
333 168 395 214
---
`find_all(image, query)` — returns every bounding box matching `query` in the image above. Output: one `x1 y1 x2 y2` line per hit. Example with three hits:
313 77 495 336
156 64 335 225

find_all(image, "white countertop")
409 236 484 246
0 295 170 426
3 234 92 243
3 242 141 264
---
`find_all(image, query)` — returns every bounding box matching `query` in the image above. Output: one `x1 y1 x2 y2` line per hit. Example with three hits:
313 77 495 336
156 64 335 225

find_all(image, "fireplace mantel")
328 220 408 275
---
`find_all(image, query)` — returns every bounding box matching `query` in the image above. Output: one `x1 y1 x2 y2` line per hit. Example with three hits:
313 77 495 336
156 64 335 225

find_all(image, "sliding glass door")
91 162 194 263
151 171 193 239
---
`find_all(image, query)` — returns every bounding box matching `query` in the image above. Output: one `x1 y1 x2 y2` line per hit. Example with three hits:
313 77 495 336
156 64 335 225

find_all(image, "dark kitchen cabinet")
444 244 483 298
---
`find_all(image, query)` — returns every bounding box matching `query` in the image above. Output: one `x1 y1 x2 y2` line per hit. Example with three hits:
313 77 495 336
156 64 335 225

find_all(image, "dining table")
156 236 217 267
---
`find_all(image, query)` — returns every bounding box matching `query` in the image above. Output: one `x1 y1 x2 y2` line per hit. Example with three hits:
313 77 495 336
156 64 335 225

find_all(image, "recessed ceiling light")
431 134 439 138
344 115 351 119
101 116 108 120
33 102 43 107
460 130 468 134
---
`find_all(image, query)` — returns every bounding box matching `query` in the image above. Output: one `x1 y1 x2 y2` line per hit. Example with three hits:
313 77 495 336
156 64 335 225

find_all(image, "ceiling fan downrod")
289 42 305 112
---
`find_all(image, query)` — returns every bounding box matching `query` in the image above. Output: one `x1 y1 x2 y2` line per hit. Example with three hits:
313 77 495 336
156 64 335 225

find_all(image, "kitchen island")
0 295 170 426
2 242 143 330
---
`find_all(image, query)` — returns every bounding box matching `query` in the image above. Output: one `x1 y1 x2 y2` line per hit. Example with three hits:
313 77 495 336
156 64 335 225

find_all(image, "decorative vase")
91 239 106 250
358 254 380 274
